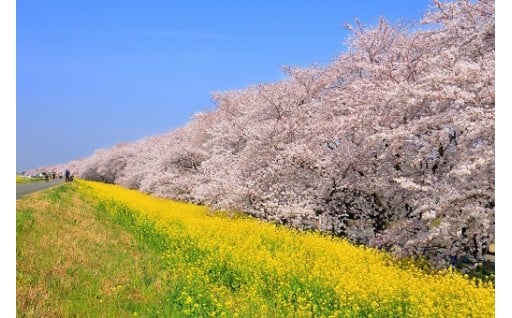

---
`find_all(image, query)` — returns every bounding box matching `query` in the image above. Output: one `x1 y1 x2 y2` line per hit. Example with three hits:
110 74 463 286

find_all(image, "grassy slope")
16 183 173 317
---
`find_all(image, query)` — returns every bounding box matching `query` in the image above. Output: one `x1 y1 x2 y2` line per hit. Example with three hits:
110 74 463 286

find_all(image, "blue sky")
16 0 434 171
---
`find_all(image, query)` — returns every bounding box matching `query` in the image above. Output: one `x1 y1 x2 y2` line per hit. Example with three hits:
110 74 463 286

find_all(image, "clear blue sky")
16 0 433 172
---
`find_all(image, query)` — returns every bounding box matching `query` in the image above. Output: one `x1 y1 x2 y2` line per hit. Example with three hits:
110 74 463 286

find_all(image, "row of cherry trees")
38 0 494 268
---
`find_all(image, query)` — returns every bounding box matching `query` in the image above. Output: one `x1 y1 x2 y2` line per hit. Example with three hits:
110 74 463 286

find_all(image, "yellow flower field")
78 180 494 317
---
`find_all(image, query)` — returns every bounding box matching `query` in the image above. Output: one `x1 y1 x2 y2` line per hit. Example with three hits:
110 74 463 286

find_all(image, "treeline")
39 0 495 268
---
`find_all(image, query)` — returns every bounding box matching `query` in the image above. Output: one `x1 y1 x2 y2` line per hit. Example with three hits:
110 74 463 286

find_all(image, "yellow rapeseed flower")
77 180 495 317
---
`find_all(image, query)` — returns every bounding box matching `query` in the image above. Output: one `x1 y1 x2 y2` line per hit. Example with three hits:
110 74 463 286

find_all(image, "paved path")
16 179 66 200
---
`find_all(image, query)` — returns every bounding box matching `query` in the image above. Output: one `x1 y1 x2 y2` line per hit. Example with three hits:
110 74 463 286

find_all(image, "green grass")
16 175 45 183
16 183 177 317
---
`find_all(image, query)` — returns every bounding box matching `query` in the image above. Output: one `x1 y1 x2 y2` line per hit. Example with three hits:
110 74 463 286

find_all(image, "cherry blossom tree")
39 0 494 269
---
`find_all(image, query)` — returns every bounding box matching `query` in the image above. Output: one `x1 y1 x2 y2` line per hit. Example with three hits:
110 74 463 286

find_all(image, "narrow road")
16 179 66 200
